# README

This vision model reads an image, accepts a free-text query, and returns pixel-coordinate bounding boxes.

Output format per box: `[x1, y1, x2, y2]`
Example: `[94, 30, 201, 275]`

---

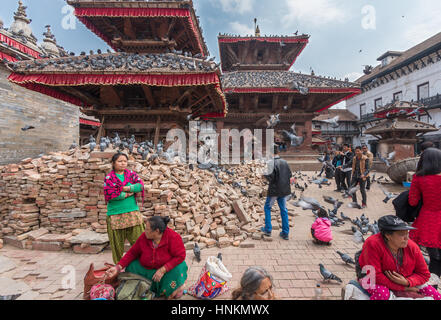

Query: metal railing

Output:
[420, 94, 441, 109]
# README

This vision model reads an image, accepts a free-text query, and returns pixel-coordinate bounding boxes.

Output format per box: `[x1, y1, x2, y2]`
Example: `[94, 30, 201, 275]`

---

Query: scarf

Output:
[103, 169, 145, 207]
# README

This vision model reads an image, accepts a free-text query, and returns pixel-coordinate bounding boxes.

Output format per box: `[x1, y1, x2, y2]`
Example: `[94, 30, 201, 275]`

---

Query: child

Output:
[311, 209, 333, 245]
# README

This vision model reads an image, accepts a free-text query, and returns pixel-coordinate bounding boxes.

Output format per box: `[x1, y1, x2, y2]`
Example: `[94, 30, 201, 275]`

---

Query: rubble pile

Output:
[0, 146, 288, 252]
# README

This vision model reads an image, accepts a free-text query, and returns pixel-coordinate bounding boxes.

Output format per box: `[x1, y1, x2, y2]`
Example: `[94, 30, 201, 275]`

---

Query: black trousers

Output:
[335, 169, 343, 190]
[427, 247, 441, 277]
[366, 176, 371, 190]
[341, 170, 352, 190]
[351, 177, 367, 205]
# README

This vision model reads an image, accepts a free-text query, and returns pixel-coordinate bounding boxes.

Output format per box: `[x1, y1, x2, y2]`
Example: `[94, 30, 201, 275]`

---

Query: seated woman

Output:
[232, 267, 277, 300]
[106, 216, 188, 300]
[311, 209, 332, 245]
[358, 215, 441, 300]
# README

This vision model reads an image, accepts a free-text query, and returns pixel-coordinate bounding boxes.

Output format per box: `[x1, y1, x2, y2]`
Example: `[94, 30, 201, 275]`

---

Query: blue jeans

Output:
[264, 196, 289, 235]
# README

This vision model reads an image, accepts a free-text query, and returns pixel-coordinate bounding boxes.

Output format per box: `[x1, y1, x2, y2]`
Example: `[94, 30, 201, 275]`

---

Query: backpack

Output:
[115, 272, 155, 300]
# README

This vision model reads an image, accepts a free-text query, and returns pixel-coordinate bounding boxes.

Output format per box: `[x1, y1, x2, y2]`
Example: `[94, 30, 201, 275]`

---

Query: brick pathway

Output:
[0, 173, 407, 300]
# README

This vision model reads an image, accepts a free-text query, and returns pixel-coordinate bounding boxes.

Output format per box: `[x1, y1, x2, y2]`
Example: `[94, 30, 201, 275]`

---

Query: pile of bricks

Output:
[0, 145, 281, 252]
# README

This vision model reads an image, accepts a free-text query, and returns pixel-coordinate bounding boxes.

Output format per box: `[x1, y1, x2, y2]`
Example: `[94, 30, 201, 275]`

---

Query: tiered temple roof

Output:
[218, 33, 310, 72]
[67, 0, 209, 56]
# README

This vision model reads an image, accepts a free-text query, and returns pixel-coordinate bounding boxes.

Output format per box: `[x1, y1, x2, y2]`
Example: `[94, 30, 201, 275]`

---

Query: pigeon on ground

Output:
[348, 202, 362, 209]
[368, 221, 380, 235]
[340, 212, 351, 221]
[352, 229, 365, 244]
[21, 125, 35, 131]
[0, 294, 21, 300]
[336, 251, 356, 265]
[193, 243, 201, 262]
[319, 264, 342, 283]
[217, 252, 222, 261]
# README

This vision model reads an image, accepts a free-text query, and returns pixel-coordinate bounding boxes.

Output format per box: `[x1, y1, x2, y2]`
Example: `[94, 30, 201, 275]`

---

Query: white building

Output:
[346, 32, 441, 155]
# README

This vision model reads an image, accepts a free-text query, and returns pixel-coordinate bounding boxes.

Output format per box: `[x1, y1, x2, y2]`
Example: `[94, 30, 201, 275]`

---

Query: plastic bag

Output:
[90, 282, 116, 300]
[187, 256, 232, 300]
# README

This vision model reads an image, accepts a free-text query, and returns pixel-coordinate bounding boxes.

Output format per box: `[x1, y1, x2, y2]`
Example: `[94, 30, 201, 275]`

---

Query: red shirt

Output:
[118, 227, 186, 272]
[408, 174, 441, 248]
[359, 233, 430, 291]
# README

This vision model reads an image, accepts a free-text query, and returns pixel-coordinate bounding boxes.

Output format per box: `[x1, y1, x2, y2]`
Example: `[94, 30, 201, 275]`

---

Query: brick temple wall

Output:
[0, 66, 79, 165]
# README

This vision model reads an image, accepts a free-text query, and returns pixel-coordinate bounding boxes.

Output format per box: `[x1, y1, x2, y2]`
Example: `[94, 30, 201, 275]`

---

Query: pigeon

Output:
[340, 212, 351, 221]
[387, 151, 396, 161]
[379, 185, 398, 203]
[343, 185, 359, 198]
[69, 141, 78, 150]
[292, 199, 315, 211]
[321, 116, 340, 129]
[0, 294, 21, 300]
[378, 154, 391, 167]
[319, 264, 342, 283]
[353, 229, 365, 244]
[336, 251, 356, 265]
[266, 114, 280, 129]
[21, 125, 35, 131]
[282, 130, 304, 147]
[348, 202, 362, 209]
[368, 221, 380, 235]
[193, 243, 201, 262]
[89, 135, 96, 152]
[217, 252, 222, 261]
[99, 137, 107, 152]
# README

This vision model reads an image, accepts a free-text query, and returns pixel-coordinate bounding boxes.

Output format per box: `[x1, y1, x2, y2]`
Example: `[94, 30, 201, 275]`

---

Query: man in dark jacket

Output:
[262, 146, 292, 240]
[338, 144, 354, 191]
[332, 148, 345, 192]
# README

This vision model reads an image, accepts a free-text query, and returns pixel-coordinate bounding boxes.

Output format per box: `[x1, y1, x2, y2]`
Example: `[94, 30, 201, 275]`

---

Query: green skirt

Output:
[126, 259, 188, 298]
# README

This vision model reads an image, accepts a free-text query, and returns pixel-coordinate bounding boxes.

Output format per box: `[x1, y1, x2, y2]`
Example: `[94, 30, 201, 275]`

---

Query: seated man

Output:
[357, 215, 441, 300]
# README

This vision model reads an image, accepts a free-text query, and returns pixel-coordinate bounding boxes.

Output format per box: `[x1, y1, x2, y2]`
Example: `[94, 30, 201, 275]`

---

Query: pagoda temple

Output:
[217, 23, 361, 154]
[365, 100, 438, 161]
[6, 0, 227, 146]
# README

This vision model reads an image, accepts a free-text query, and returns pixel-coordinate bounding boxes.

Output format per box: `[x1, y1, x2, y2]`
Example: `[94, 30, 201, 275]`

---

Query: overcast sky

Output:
[1, 0, 440, 108]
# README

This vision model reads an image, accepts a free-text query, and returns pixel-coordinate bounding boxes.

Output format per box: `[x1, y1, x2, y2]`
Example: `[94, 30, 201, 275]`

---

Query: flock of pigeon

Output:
[285, 170, 404, 284]
[8, 51, 218, 73]
[221, 71, 358, 90]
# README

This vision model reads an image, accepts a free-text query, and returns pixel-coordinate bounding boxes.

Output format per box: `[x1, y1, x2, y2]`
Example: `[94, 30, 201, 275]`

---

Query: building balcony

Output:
[420, 94, 441, 110]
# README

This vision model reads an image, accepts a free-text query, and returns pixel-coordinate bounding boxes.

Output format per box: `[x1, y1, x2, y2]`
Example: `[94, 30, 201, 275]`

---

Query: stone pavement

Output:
[0, 173, 409, 300]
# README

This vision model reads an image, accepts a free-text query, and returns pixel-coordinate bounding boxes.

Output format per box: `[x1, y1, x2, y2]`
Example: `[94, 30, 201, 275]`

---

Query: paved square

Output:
[0, 173, 410, 300]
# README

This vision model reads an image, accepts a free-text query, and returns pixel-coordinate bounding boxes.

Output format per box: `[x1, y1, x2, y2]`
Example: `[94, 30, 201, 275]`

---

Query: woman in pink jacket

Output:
[311, 209, 333, 245]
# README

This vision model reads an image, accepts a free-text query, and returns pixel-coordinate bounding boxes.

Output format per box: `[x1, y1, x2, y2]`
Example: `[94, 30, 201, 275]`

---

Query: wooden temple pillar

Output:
[154, 116, 161, 146]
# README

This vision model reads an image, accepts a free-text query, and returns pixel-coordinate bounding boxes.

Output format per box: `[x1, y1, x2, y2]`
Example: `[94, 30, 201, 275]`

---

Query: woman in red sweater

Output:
[106, 216, 188, 299]
[409, 148, 441, 284]
[358, 215, 440, 300]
